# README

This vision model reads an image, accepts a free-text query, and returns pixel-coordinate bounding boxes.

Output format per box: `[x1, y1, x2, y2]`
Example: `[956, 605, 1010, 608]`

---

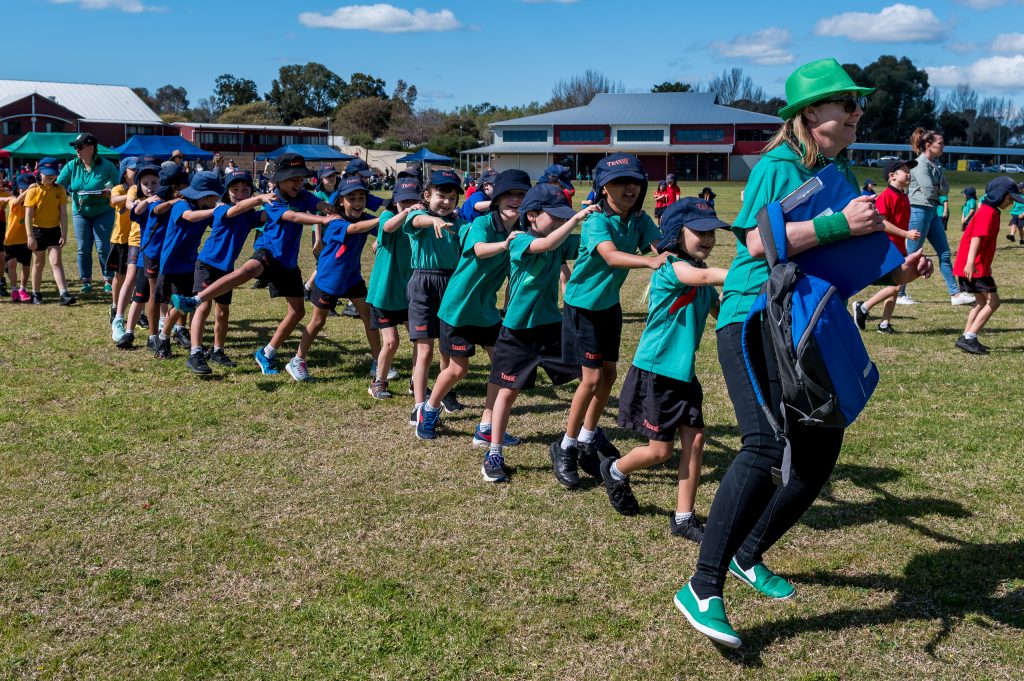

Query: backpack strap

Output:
[754, 201, 788, 267]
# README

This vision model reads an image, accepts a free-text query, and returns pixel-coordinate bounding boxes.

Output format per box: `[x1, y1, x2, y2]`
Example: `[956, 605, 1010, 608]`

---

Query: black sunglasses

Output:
[817, 95, 867, 113]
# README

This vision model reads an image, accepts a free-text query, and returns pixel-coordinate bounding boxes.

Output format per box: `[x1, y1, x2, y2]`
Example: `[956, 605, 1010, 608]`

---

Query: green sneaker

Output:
[673, 581, 742, 648]
[728, 557, 795, 600]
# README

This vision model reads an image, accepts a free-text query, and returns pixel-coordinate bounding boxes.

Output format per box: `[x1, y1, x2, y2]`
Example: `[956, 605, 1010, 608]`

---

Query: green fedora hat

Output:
[778, 58, 874, 120]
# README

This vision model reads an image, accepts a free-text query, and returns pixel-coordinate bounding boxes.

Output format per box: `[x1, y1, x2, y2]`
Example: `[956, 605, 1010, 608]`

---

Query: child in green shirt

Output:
[961, 186, 978, 232]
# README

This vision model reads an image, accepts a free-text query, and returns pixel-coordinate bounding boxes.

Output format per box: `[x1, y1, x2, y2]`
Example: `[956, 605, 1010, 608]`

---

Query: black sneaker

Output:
[172, 327, 191, 349]
[876, 323, 896, 334]
[851, 301, 867, 330]
[599, 457, 639, 516]
[58, 291, 76, 306]
[206, 349, 236, 367]
[186, 351, 212, 376]
[303, 286, 312, 302]
[146, 336, 160, 355]
[548, 441, 581, 490]
[577, 440, 602, 479]
[139, 312, 149, 329]
[441, 390, 465, 413]
[31, 292, 43, 305]
[1007, 233, 1016, 242]
[669, 513, 705, 544]
[116, 331, 135, 350]
[0, 280, 7, 297]
[594, 427, 621, 460]
[156, 337, 172, 359]
[955, 335, 989, 355]
[342, 301, 360, 318]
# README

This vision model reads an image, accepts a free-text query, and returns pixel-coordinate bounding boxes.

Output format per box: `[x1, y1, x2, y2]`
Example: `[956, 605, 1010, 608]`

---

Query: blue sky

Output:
[17, 0, 1024, 111]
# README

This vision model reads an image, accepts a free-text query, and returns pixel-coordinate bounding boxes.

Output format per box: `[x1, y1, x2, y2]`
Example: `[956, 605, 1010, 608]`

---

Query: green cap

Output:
[778, 58, 874, 121]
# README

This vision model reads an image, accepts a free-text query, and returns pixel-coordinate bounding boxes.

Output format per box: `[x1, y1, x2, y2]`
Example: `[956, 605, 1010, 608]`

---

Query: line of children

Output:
[24, 157, 75, 306]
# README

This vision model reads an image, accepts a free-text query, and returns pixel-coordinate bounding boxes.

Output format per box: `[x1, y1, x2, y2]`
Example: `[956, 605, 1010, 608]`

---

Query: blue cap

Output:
[335, 175, 370, 197]
[984, 176, 1024, 204]
[429, 169, 462, 189]
[119, 156, 138, 180]
[655, 197, 730, 252]
[343, 158, 373, 178]
[392, 176, 422, 203]
[181, 171, 225, 201]
[38, 157, 59, 176]
[222, 170, 254, 202]
[318, 165, 339, 179]
[541, 163, 573, 190]
[477, 169, 498, 187]
[489, 169, 532, 209]
[519, 183, 576, 226]
[16, 173, 34, 190]
[157, 163, 190, 200]
[593, 153, 647, 190]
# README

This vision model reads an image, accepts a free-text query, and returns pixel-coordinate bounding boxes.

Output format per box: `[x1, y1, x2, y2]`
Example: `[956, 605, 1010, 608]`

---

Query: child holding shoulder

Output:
[24, 157, 74, 305]
[601, 198, 728, 542]
[482, 185, 596, 482]
[550, 153, 669, 490]
[106, 157, 137, 323]
[952, 177, 1022, 355]
[851, 159, 921, 334]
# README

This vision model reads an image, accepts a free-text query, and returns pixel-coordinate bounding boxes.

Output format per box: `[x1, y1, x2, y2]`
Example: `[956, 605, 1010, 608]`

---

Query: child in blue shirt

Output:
[171, 153, 338, 375]
[185, 171, 269, 375]
[116, 161, 164, 349]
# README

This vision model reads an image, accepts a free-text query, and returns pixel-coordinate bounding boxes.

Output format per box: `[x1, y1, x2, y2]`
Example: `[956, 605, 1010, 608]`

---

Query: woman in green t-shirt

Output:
[674, 58, 934, 649]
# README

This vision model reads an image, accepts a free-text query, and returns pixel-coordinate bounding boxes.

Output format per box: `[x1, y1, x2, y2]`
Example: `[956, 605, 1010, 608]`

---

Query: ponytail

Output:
[910, 127, 940, 155]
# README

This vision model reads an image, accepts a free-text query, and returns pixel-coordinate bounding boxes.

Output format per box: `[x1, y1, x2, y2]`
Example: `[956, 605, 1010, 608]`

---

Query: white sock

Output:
[964, 331, 977, 340]
[489, 443, 502, 457]
[578, 427, 596, 443]
[878, 320, 890, 329]
[423, 401, 440, 413]
[675, 510, 694, 523]
[213, 346, 224, 353]
[114, 315, 124, 323]
[263, 344, 276, 358]
[158, 332, 168, 341]
[609, 461, 626, 481]
[560, 434, 577, 450]
[158, 317, 165, 329]
[190, 346, 203, 355]
[479, 422, 492, 433]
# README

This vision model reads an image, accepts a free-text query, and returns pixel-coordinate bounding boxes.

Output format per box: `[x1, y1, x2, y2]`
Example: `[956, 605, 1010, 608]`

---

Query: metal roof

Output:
[463, 143, 735, 155]
[491, 93, 782, 128]
[0, 79, 161, 123]
[173, 122, 328, 133]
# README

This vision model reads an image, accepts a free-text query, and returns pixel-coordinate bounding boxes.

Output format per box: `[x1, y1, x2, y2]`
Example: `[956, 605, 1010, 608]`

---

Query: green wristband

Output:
[812, 212, 851, 245]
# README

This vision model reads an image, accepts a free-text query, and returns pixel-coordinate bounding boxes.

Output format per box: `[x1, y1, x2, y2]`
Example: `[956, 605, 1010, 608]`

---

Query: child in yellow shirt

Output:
[107, 157, 138, 321]
[24, 157, 74, 305]
[1, 175, 34, 301]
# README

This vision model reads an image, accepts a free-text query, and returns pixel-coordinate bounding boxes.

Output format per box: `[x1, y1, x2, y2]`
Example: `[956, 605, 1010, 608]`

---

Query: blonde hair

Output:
[910, 127, 941, 155]
[763, 114, 821, 168]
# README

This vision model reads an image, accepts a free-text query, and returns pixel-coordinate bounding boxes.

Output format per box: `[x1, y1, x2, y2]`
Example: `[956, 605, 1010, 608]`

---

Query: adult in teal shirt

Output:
[56, 133, 121, 293]
[675, 58, 934, 649]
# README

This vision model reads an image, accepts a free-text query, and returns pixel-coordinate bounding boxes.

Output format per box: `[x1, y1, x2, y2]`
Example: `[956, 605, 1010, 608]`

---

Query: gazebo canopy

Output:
[112, 135, 212, 160]
[2, 132, 118, 160]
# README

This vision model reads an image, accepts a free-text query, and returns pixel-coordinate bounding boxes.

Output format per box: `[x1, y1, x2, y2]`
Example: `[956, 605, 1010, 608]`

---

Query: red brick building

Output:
[173, 122, 329, 156]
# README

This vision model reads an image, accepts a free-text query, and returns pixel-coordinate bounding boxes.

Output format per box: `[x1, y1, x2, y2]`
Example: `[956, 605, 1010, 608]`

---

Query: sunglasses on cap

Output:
[816, 95, 867, 113]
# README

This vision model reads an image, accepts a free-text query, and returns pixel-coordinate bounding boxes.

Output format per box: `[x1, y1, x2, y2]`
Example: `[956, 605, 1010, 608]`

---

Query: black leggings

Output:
[691, 322, 844, 598]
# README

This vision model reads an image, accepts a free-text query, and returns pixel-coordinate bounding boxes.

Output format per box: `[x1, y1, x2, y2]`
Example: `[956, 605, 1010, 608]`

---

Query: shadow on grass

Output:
[901, 326, 1020, 336]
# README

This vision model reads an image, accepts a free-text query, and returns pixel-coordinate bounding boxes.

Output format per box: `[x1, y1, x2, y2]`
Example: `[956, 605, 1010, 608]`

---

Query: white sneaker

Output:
[286, 356, 311, 382]
[895, 295, 917, 305]
[951, 292, 976, 306]
[369, 360, 400, 381]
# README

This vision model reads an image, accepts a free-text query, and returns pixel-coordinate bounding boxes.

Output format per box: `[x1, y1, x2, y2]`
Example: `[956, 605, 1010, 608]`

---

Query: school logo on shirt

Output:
[642, 419, 661, 433]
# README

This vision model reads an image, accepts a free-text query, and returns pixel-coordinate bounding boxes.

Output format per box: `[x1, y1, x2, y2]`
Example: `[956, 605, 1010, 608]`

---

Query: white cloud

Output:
[926, 55, 1024, 91]
[710, 27, 794, 65]
[814, 4, 945, 42]
[50, 0, 164, 12]
[955, 0, 1023, 8]
[298, 4, 461, 33]
[993, 33, 1024, 54]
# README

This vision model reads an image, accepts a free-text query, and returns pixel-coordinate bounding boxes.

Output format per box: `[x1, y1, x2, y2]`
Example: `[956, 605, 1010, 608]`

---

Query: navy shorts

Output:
[194, 261, 233, 305]
[440, 321, 501, 358]
[561, 302, 623, 368]
[31, 227, 61, 251]
[406, 269, 451, 341]
[617, 365, 704, 442]
[4, 243, 31, 266]
[370, 305, 409, 330]
[106, 243, 130, 275]
[958, 276, 997, 293]
[489, 323, 580, 390]
[158, 271, 194, 302]
[311, 279, 367, 311]
[142, 254, 160, 279]
[251, 249, 304, 299]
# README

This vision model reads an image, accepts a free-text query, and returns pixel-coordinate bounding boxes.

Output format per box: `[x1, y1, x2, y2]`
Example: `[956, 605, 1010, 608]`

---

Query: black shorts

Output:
[489, 323, 581, 390]
[32, 227, 61, 251]
[142, 254, 160, 278]
[617, 365, 704, 441]
[1010, 215, 1024, 228]
[106, 242, 130, 275]
[310, 280, 366, 311]
[158, 271, 195, 302]
[958, 276, 997, 293]
[441, 321, 501, 357]
[127, 245, 141, 266]
[370, 305, 409, 330]
[561, 302, 623, 368]
[654, 206, 666, 219]
[133, 266, 151, 304]
[406, 269, 452, 341]
[251, 249, 304, 299]
[194, 261, 233, 305]
[4, 243, 31, 266]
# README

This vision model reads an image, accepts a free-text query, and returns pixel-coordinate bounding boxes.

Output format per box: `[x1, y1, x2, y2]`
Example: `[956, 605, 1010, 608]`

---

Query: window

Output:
[44, 121, 64, 133]
[126, 125, 156, 136]
[558, 128, 606, 143]
[737, 128, 776, 142]
[504, 129, 547, 143]
[674, 128, 725, 143]
[2, 120, 22, 136]
[617, 129, 664, 142]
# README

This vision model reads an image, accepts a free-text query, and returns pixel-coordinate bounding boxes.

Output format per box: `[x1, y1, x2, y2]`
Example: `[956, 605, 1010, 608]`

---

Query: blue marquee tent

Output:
[396, 148, 453, 164]
[255, 144, 355, 162]
[111, 135, 212, 160]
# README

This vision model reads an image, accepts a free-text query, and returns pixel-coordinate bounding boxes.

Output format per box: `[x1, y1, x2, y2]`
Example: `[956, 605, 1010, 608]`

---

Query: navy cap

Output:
[335, 175, 370, 197]
[593, 153, 647, 190]
[222, 170, 254, 202]
[38, 157, 60, 176]
[271, 153, 312, 182]
[318, 165, 339, 179]
[519, 183, 577, 225]
[69, 132, 98, 148]
[398, 162, 422, 180]
[157, 163, 189, 199]
[961, 186, 977, 198]
[541, 163, 573, 190]
[656, 197, 729, 252]
[343, 158, 373, 178]
[119, 156, 138, 180]
[429, 169, 462, 189]
[489, 169, 532, 209]
[984, 176, 1024, 204]
[392, 176, 422, 203]
[16, 173, 34, 190]
[180, 171, 224, 201]
[477, 169, 498, 187]
[883, 158, 917, 177]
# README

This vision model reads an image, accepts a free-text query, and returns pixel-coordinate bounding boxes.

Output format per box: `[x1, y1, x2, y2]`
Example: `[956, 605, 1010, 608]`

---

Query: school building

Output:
[461, 92, 783, 182]
[0, 79, 174, 149]
[173, 122, 329, 156]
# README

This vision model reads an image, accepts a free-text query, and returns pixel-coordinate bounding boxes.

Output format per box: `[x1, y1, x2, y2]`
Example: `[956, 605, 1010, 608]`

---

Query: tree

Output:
[549, 70, 623, 109]
[705, 68, 765, 105]
[186, 97, 217, 123]
[843, 56, 935, 144]
[945, 83, 978, 114]
[265, 62, 346, 124]
[345, 72, 388, 102]
[938, 111, 970, 145]
[213, 74, 259, 114]
[730, 97, 787, 116]
[651, 81, 692, 93]
[132, 87, 156, 110]
[388, 107, 447, 147]
[333, 97, 393, 141]
[426, 116, 481, 157]
[391, 79, 418, 115]
[218, 101, 283, 125]
[153, 85, 189, 115]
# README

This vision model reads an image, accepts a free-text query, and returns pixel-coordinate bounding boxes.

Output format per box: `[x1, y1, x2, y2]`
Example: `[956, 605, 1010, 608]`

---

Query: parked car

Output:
[996, 163, 1024, 174]
[966, 160, 984, 172]
[982, 165, 1001, 173]
[866, 155, 901, 168]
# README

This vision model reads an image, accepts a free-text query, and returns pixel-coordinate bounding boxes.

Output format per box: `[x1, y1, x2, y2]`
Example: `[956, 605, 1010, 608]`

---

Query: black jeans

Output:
[691, 322, 844, 598]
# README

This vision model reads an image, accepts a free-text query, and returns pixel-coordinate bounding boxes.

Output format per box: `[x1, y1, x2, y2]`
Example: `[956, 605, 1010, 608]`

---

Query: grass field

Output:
[1, 171, 1023, 680]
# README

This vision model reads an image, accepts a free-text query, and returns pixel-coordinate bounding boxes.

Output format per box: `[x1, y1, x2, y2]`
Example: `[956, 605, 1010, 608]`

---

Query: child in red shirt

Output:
[852, 159, 921, 333]
[952, 176, 1022, 355]
[653, 181, 670, 223]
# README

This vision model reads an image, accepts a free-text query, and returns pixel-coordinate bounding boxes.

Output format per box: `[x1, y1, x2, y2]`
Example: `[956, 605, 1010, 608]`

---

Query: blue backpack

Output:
[742, 200, 879, 473]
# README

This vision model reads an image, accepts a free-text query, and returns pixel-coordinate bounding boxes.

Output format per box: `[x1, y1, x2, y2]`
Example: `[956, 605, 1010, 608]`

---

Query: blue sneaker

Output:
[416, 405, 441, 440]
[674, 581, 742, 648]
[253, 348, 279, 375]
[481, 452, 508, 483]
[171, 293, 198, 314]
[472, 424, 521, 448]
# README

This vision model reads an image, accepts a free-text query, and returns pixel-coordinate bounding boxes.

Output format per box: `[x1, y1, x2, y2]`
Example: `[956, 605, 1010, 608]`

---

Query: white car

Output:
[996, 163, 1024, 174]
[866, 155, 901, 168]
